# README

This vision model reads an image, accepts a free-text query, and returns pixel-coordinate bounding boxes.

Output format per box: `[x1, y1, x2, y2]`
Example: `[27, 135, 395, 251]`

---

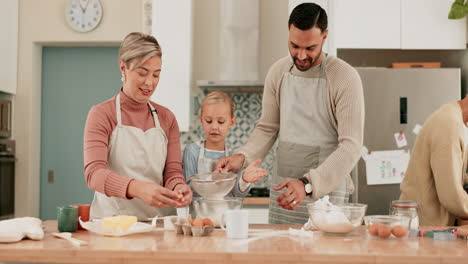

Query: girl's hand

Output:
[241, 160, 268, 183]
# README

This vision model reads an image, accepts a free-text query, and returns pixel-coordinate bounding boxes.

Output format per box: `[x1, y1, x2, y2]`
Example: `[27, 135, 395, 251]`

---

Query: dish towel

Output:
[0, 217, 44, 243]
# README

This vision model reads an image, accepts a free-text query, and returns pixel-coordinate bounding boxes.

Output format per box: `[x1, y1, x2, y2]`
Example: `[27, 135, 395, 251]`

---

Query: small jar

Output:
[389, 200, 419, 230]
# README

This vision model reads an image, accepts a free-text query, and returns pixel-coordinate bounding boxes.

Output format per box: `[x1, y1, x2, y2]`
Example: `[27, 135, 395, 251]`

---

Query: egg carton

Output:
[174, 223, 214, 237]
[171, 217, 214, 237]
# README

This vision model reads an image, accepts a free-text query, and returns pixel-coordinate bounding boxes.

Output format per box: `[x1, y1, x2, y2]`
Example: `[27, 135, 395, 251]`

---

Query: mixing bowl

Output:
[189, 172, 237, 200]
[191, 197, 243, 227]
[307, 202, 367, 234]
[364, 215, 410, 239]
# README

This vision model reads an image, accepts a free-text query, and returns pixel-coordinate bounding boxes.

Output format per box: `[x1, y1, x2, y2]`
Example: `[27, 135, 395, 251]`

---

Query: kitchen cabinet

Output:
[0, 0, 18, 94]
[335, 0, 466, 50]
[401, 0, 466, 49]
[334, 0, 401, 49]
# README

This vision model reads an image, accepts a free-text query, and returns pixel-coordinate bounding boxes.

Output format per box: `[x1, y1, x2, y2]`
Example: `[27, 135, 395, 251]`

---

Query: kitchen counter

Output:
[0, 220, 467, 264]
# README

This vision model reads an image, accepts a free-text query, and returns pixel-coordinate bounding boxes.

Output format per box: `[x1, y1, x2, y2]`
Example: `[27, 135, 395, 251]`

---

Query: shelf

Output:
[244, 197, 269, 205]
[197, 80, 263, 93]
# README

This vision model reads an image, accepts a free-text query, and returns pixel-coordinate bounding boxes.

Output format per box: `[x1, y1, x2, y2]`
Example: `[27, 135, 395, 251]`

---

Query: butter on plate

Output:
[80, 216, 152, 237]
[101, 215, 137, 231]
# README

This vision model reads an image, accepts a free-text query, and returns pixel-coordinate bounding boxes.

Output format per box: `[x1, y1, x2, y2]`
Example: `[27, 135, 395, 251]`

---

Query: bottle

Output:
[390, 200, 419, 230]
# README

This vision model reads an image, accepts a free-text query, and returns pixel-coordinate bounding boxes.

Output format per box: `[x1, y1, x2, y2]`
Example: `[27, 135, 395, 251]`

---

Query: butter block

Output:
[101, 215, 137, 231]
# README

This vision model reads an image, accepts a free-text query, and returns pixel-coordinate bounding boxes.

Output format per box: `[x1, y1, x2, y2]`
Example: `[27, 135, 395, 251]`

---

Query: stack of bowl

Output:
[189, 172, 242, 227]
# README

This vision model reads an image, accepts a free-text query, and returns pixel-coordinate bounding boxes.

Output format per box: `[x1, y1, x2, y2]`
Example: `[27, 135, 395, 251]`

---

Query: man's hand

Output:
[127, 180, 182, 208]
[215, 154, 245, 173]
[173, 183, 193, 207]
[274, 179, 306, 210]
[241, 160, 268, 183]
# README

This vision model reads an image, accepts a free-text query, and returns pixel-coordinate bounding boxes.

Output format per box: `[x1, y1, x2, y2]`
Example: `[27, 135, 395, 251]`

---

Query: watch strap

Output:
[299, 177, 313, 195]
[298, 177, 309, 185]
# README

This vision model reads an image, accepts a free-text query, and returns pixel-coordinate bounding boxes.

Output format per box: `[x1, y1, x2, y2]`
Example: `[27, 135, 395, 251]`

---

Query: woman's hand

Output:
[241, 160, 268, 183]
[173, 183, 193, 207]
[127, 180, 182, 208]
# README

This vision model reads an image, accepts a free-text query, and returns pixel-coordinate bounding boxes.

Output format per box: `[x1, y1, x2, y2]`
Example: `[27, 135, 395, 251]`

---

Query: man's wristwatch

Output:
[298, 177, 313, 195]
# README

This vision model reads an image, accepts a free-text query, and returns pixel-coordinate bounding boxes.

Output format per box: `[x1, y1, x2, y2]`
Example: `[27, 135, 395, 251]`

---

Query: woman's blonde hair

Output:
[200, 91, 235, 117]
[119, 32, 162, 69]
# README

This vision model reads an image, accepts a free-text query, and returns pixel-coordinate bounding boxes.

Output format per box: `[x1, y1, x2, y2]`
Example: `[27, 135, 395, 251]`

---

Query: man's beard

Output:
[292, 48, 323, 72]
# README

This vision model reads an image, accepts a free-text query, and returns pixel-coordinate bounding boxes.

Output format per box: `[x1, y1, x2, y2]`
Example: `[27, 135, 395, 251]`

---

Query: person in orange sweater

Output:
[400, 96, 468, 226]
[83, 32, 192, 220]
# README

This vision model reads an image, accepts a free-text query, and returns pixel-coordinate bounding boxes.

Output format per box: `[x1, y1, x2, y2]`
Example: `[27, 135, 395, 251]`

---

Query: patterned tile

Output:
[180, 89, 276, 188]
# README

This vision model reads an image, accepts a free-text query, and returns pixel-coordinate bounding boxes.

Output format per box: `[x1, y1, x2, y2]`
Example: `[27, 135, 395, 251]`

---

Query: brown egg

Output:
[202, 218, 214, 226]
[192, 218, 204, 227]
[368, 223, 381, 236]
[377, 224, 392, 239]
[391, 225, 408, 238]
[458, 227, 468, 237]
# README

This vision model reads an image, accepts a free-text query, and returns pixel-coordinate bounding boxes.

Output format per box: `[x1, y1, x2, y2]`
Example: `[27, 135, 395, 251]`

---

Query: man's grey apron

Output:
[269, 57, 350, 224]
[90, 94, 175, 220]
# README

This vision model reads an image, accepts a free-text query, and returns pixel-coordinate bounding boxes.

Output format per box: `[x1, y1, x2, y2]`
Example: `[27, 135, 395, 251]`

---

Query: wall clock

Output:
[65, 0, 103, 33]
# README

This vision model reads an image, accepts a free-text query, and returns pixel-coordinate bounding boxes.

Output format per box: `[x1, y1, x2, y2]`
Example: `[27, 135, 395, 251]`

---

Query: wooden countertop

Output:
[0, 220, 467, 264]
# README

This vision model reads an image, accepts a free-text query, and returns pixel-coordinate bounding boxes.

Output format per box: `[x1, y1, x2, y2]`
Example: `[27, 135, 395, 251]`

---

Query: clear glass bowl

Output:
[307, 203, 367, 234]
[189, 172, 237, 200]
[364, 215, 410, 239]
[191, 197, 243, 227]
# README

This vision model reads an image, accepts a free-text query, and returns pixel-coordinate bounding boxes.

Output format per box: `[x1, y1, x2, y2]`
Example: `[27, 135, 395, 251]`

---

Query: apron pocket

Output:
[276, 141, 319, 179]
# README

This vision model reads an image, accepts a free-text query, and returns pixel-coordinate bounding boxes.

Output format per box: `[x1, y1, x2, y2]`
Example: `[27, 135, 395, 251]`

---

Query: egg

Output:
[368, 223, 381, 236]
[202, 218, 214, 226]
[391, 225, 408, 238]
[192, 218, 204, 227]
[377, 224, 392, 239]
[458, 228, 468, 237]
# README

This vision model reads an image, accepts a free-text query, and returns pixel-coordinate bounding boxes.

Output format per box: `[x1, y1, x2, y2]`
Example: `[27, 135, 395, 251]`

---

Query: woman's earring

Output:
[121, 73, 126, 83]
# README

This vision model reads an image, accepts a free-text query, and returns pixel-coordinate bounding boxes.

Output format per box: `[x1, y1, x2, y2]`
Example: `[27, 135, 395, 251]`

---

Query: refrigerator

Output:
[353, 67, 461, 215]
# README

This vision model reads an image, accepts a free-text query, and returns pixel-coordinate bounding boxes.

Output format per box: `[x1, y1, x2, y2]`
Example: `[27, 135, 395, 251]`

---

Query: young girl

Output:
[183, 91, 267, 197]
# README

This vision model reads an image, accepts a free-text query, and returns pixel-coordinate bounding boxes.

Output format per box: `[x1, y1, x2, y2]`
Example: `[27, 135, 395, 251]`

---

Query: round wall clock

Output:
[65, 0, 103, 33]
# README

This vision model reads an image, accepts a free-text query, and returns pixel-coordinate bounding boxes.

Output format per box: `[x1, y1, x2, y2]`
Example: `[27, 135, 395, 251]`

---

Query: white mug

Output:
[221, 209, 249, 239]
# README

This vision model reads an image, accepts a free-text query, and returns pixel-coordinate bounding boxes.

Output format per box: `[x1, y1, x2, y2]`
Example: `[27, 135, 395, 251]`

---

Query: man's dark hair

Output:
[288, 3, 328, 32]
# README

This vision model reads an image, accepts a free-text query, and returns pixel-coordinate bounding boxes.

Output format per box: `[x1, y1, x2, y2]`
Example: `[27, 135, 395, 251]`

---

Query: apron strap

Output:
[148, 102, 162, 129]
[115, 94, 123, 127]
[197, 140, 205, 163]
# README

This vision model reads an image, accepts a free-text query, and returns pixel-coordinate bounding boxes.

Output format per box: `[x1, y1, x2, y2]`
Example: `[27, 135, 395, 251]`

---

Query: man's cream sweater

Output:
[400, 101, 468, 226]
[235, 56, 364, 199]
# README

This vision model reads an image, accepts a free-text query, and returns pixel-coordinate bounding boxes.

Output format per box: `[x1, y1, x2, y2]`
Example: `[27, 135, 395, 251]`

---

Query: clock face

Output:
[65, 0, 103, 33]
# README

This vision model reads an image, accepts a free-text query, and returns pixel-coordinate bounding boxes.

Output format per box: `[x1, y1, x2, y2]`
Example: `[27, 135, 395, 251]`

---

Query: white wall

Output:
[15, 0, 145, 217]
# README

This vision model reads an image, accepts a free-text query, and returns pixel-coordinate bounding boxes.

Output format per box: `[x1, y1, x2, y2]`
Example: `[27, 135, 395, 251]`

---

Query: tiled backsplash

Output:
[180, 89, 276, 188]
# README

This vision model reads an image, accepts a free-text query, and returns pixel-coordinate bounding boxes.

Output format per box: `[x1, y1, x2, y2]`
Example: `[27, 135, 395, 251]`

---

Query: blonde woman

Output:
[182, 91, 267, 197]
[84, 32, 192, 220]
